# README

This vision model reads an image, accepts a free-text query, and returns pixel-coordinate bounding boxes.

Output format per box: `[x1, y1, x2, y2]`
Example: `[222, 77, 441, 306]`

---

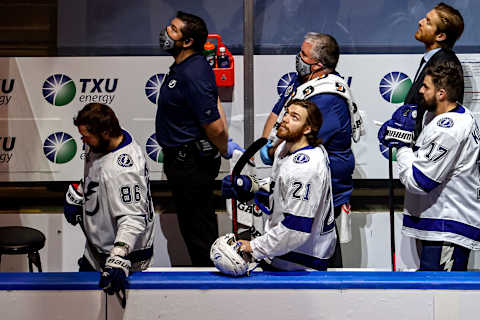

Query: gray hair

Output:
[304, 33, 339, 71]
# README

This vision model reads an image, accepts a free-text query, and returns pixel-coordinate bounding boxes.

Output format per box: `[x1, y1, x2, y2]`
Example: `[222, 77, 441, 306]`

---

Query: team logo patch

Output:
[168, 79, 176, 88]
[293, 153, 310, 164]
[117, 154, 133, 167]
[437, 117, 454, 128]
[303, 86, 314, 97]
[336, 82, 346, 93]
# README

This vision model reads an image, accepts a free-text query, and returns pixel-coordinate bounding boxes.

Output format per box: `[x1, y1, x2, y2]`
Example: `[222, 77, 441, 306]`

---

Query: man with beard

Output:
[378, 62, 480, 271]
[64, 103, 166, 297]
[260, 33, 363, 268]
[403, 2, 464, 140]
[222, 99, 336, 271]
[156, 11, 242, 266]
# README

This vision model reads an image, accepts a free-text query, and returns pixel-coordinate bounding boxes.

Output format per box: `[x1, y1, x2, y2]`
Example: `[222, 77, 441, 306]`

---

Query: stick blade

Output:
[232, 138, 268, 176]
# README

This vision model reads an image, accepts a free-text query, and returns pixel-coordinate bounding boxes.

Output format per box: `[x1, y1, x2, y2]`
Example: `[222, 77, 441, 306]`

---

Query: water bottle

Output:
[217, 46, 230, 68]
[203, 41, 216, 68]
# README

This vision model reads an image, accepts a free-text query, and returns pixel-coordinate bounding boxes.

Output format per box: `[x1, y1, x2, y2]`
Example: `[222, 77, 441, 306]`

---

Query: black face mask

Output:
[159, 28, 183, 57]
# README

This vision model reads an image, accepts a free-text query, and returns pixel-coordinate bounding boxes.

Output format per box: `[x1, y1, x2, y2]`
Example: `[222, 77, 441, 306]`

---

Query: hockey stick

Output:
[77, 217, 127, 308]
[388, 147, 396, 271]
[231, 137, 268, 235]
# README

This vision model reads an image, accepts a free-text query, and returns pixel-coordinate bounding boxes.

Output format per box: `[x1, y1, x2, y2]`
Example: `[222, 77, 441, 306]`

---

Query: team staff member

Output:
[404, 2, 464, 140]
[65, 103, 161, 296]
[261, 33, 362, 268]
[379, 62, 480, 271]
[222, 99, 336, 271]
[156, 11, 242, 266]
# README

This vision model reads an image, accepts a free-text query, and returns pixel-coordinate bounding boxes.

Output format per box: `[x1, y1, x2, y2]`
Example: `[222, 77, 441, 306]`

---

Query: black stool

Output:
[0, 226, 46, 272]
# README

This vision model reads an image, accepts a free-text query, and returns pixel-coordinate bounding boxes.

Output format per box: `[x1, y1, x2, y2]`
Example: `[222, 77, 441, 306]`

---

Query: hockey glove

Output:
[223, 139, 245, 159]
[221, 174, 259, 201]
[99, 255, 131, 295]
[64, 182, 84, 226]
[254, 190, 271, 215]
[260, 141, 274, 166]
[378, 104, 417, 148]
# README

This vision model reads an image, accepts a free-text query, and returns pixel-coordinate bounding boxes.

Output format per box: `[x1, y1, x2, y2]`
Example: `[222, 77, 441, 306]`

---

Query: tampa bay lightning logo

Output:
[293, 153, 310, 164]
[117, 153, 133, 167]
[84, 180, 100, 216]
[145, 74, 165, 104]
[277, 72, 297, 97]
[437, 117, 454, 128]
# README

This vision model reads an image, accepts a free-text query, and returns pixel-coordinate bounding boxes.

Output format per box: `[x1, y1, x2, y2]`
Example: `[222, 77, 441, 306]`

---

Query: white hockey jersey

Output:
[250, 142, 336, 270]
[82, 130, 156, 270]
[397, 105, 480, 250]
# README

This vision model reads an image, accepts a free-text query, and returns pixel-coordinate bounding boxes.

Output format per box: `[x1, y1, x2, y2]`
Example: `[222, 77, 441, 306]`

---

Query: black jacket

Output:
[404, 48, 463, 139]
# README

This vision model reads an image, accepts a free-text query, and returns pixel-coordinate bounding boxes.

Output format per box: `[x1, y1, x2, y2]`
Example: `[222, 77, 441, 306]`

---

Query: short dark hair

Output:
[177, 11, 208, 52]
[286, 99, 323, 147]
[304, 33, 339, 71]
[434, 2, 464, 49]
[73, 103, 122, 138]
[424, 61, 464, 103]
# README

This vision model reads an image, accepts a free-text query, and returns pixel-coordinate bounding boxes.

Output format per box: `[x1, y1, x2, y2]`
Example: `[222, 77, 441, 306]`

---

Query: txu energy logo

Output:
[0, 79, 14, 106]
[145, 74, 165, 104]
[379, 72, 412, 104]
[78, 78, 118, 105]
[145, 134, 163, 163]
[43, 132, 77, 164]
[0, 137, 15, 164]
[277, 72, 297, 96]
[42, 74, 76, 106]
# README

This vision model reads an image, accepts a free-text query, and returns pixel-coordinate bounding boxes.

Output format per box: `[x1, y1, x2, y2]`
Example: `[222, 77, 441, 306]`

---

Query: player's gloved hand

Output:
[254, 190, 271, 215]
[222, 139, 245, 159]
[378, 104, 417, 149]
[260, 141, 274, 166]
[221, 174, 259, 201]
[64, 182, 84, 226]
[99, 255, 131, 295]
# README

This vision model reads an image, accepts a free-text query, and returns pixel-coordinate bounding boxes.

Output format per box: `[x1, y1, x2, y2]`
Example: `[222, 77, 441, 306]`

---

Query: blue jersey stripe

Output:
[412, 165, 440, 192]
[403, 215, 480, 242]
[277, 251, 329, 271]
[281, 213, 314, 233]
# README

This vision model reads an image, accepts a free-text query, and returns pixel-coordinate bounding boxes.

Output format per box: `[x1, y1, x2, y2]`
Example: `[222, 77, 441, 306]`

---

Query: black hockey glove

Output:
[99, 255, 131, 296]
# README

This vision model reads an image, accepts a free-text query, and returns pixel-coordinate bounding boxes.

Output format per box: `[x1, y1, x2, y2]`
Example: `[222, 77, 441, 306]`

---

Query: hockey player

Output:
[260, 33, 363, 267]
[222, 99, 336, 271]
[378, 61, 480, 271]
[64, 103, 159, 295]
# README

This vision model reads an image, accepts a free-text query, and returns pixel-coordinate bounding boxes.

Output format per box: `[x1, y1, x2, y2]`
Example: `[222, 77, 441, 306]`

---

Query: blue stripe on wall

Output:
[3, 271, 480, 290]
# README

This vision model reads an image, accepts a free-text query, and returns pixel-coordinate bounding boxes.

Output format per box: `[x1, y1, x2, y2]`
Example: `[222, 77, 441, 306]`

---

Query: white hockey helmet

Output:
[210, 233, 249, 277]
